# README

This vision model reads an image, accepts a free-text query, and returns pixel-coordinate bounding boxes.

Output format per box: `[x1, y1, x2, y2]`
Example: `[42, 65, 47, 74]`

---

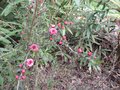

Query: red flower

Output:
[59, 41, 63, 45]
[21, 69, 26, 74]
[57, 23, 61, 28]
[64, 21, 69, 25]
[62, 35, 66, 40]
[49, 37, 53, 41]
[26, 58, 34, 67]
[49, 28, 58, 35]
[88, 52, 92, 56]
[94, 56, 96, 59]
[61, 26, 65, 29]
[39, 0, 43, 4]
[78, 48, 83, 53]
[29, 44, 39, 52]
[15, 75, 19, 80]
[19, 64, 23, 68]
[21, 75, 26, 80]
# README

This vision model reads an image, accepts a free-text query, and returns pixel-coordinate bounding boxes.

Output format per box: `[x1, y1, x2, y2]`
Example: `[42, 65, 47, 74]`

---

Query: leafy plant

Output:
[0, 0, 118, 89]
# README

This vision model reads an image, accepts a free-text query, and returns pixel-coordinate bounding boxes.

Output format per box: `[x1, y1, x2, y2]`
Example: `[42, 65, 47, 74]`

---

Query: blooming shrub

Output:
[0, 0, 118, 89]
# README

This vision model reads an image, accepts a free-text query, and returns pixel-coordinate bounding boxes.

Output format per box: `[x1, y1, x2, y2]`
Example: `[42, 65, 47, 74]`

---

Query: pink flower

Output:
[62, 35, 66, 40]
[57, 23, 61, 28]
[15, 75, 19, 80]
[49, 37, 53, 41]
[61, 26, 65, 29]
[26, 58, 34, 67]
[19, 64, 23, 68]
[21, 69, 26, 74]
[49, 28, 57, 35]
[39, 0, 43, 4]
[88, 52, 92, 56]
[64, 21, 69, 25]
[21, 75, 26, 80]
[59, 41, 63, 45]
[78, 48, 83, 53]
[29, 44, 39, 52]
[94, 56, 96, 59]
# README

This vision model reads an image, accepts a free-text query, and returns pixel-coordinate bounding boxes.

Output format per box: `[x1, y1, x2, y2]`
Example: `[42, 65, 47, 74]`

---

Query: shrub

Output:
[0, 0, 119, 89]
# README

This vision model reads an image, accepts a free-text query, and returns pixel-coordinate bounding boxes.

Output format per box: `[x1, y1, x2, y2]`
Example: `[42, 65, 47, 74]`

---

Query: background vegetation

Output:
[0, 0, 120, 90]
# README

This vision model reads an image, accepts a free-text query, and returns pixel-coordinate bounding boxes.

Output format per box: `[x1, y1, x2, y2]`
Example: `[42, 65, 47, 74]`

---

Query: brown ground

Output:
[24, 60, 120, 90]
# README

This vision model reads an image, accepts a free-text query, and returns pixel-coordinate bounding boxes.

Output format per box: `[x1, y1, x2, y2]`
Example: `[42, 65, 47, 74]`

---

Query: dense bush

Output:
[0, 0, 119, 89]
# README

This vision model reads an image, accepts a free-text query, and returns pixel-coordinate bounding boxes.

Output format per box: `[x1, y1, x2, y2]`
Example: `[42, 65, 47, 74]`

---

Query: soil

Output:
[24, 61, 120, 90]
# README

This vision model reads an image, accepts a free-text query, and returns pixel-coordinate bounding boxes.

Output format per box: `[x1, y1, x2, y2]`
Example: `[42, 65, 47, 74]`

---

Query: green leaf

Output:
[0, 76, 4, 85]
[92, 35, 100, 45]
[96, 66, 101, 71]
[0, 36, 11, 44]
[55, 51, 62, 55]
[13, 0, 25, 5]
[1, 0, 25, 16]
[0, 48, 9, 52]
[6, 22, 22, 27]
[87, 29, 90, 39]
[59, 8, 66, 14]
[66, 27, 73, 35]
[75, 31, 80, 37]
[88, 41, 93, 51]
[61, 29, 66, 36]
[110, 0, 120, 8]
[1, 3, 13, 16]
[74, 0, 80, 7]
[0, 27, 10, 34]
[88, 63, 92, 73]
[7, 29, 22, 37]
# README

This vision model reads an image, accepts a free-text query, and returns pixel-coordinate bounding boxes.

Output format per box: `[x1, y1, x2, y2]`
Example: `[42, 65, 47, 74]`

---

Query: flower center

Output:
[32, 46, 36, 49]
[52, 30, 55, 32]
[28, 60, 33, 64]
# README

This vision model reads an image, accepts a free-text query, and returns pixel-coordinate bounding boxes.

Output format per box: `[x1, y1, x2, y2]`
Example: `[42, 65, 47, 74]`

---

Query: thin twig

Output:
[16, 51, 30, 90]
[29, 0, 39, 41]
[16, 80, 20, 90]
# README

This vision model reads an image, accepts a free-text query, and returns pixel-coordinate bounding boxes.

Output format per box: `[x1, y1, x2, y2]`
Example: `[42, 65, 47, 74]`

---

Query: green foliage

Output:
[0, 0, 118, 89]
[1, 0, 26, 16]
